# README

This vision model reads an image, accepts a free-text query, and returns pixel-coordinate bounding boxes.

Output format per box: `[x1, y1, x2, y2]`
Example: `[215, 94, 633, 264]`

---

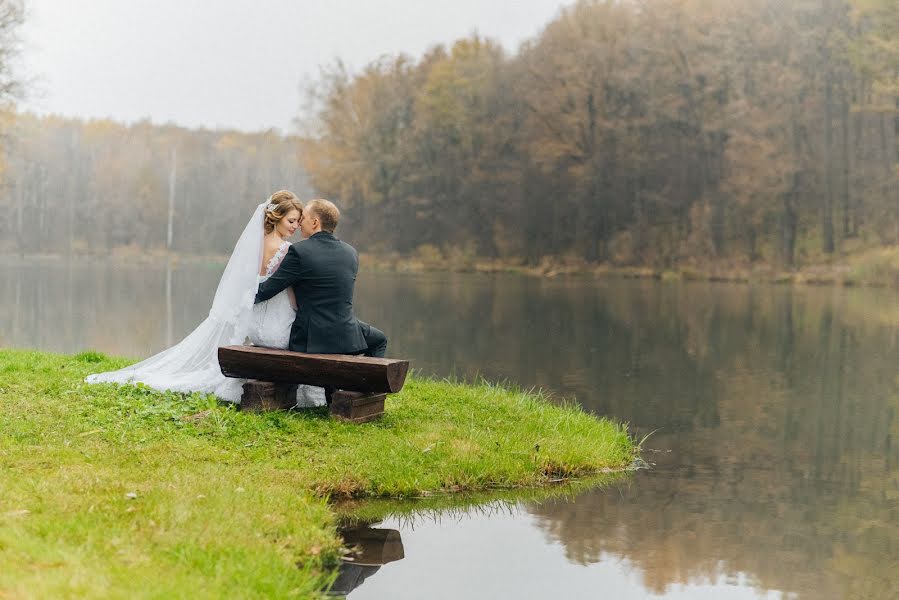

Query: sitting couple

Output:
[87, 191, 387, 406]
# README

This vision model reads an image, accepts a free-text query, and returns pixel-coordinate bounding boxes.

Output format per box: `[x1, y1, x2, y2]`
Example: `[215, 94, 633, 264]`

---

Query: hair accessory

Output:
[264, 195, 276, 212]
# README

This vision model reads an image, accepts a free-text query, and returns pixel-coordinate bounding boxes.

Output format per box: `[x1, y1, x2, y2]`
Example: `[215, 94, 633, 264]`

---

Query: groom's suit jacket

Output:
[254, 231, 368, 354]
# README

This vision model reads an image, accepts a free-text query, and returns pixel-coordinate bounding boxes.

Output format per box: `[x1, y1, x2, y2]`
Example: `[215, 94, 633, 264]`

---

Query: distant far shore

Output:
[360, 245, 899, 289]
[6, 244, 898, 289]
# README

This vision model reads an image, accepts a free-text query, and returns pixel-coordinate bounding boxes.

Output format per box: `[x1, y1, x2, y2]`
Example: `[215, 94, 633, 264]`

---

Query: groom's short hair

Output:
[306, 199, 340, 232]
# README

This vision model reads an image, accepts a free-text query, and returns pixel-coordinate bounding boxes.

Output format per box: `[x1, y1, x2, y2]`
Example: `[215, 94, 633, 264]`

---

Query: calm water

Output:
[2, 258, 898, 599]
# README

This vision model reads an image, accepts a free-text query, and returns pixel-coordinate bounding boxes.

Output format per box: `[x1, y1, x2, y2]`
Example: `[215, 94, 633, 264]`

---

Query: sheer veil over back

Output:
[85, 202, 268, 401]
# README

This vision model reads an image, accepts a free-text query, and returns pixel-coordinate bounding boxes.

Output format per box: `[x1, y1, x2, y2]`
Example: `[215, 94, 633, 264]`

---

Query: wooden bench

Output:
[217, 345, 410, 423]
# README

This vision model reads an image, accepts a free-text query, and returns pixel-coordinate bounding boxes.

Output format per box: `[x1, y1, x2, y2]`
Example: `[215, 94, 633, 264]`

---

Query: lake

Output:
[2, 258, 898, 599]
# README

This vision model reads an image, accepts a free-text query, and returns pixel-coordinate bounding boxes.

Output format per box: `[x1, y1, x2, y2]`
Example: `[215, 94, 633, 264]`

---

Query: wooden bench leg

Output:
[329, 391, 386, 424]
[240, 380, 298, 412]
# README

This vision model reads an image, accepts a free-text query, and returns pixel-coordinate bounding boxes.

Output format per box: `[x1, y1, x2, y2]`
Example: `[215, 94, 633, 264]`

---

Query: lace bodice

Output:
[264, 241, 291, 276]
[250, 240, 294, 349]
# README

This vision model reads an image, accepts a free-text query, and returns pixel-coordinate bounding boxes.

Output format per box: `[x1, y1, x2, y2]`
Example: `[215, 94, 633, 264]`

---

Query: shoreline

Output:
[6, 245, 898, 289]
[0, 349, 635, 597]
[357, 245, 899, 289]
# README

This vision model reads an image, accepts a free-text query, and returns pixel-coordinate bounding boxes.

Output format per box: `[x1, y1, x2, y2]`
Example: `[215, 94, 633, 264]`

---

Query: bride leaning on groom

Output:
[86, 191, 388, 407]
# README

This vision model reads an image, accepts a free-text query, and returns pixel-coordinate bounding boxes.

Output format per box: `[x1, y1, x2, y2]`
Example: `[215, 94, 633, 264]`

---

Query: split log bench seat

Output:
[217, 345, 410, 423]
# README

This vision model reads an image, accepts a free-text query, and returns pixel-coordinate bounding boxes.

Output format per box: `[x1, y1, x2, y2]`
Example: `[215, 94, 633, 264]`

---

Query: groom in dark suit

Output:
[254, 199, 387, 358]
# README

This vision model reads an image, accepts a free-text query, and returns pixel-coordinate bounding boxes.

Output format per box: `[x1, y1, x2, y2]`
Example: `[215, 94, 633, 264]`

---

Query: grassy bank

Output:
[0, 349, 634, 598]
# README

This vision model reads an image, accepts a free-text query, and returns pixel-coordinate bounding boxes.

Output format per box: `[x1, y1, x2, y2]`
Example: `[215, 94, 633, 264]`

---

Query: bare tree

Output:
[0, 0, 22, 107]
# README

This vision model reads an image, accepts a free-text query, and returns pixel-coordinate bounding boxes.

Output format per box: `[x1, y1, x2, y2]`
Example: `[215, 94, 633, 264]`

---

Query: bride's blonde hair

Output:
[263, 190, 302, 234]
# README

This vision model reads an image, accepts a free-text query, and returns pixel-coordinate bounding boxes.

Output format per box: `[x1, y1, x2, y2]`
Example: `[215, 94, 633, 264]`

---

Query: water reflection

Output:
[338, 498, 793, 600]
[2, 260, 898, 598]
[519, 282, 899, 599]
[330, 524, 405, 597]
[0, 257, 223, 357]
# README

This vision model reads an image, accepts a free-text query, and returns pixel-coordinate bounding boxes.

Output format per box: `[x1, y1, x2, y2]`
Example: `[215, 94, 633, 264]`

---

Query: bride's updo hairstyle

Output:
[263, 190, 303, 234]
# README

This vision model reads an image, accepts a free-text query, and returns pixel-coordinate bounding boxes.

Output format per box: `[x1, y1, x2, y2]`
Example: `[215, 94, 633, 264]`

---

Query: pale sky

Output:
[19, 0, 568, 133]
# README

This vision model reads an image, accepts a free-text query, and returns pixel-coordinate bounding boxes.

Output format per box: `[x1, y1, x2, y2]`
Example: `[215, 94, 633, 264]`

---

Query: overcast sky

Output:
[19, 0, 567, 133]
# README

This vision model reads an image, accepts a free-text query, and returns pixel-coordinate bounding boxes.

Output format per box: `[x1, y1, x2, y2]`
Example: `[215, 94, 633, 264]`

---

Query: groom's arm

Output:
[255, 245, 301, 303]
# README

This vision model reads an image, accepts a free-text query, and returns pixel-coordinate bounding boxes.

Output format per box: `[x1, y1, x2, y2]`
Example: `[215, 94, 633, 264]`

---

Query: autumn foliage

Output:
[0, 0, 896, 271]
[301, 0, 899, 268]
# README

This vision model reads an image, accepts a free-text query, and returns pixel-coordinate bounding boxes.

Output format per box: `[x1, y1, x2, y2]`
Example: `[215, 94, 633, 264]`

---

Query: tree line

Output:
[0, 114, 312, 255]
[0, 0, 896, 268]
[301, 0, 898, 268]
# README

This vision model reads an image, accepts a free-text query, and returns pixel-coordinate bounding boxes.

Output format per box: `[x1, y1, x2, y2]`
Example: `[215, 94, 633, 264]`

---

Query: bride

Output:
[86, 190, 325, 406]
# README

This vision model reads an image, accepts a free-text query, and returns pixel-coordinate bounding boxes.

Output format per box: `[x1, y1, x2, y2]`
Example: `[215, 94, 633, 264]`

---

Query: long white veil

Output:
[85, 202, 267, 402]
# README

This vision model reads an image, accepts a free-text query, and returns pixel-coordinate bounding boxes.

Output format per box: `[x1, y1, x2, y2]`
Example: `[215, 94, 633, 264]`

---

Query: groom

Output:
[254, 198, 388, 358]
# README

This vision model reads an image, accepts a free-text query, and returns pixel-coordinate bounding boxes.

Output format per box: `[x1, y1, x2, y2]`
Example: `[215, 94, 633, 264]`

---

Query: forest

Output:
[1, 0, 897, 272]
[0, 114, 312, 255]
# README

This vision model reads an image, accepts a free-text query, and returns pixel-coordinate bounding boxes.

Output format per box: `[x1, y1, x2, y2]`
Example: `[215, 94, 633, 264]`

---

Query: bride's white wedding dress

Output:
[86, 201, 325, 407]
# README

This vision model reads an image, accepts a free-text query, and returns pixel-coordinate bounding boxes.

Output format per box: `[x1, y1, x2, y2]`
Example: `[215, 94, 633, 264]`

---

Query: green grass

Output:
[0, 349, 635, 598]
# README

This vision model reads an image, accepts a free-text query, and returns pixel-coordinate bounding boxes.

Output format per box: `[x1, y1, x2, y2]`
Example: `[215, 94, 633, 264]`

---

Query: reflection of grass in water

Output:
[333, 472, 632, 528]
[0, 349, 634, 598]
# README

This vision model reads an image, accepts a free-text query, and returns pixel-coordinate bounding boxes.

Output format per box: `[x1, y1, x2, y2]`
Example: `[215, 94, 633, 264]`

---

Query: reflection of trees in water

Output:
[528, 474, 841, 597]
[0, 260, 223, 357]
[513, 283, 898, 599]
